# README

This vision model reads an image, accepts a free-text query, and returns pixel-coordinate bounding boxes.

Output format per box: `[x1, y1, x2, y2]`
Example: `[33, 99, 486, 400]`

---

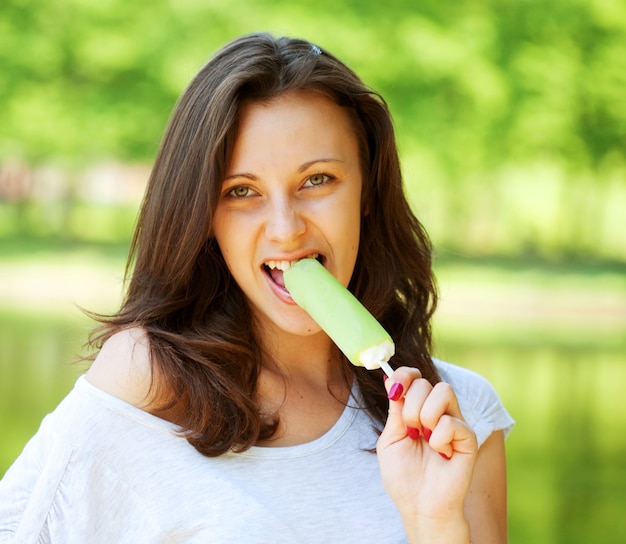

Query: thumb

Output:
[379, 384, 408, 446]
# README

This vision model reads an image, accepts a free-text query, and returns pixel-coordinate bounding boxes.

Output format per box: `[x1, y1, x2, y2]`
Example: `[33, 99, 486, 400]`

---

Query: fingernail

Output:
[387, 382, 404, 401]
[407, 427, 420, 440]
[439, 452, 451, 460]
[422, 427, 432, 441]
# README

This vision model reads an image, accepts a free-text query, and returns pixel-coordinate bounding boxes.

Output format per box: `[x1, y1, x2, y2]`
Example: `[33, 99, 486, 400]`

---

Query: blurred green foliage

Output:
[1, 0, 625, 259]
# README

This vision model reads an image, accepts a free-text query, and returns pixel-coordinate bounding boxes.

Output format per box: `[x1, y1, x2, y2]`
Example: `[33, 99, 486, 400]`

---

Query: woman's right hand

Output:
[376, 367, 478, 543]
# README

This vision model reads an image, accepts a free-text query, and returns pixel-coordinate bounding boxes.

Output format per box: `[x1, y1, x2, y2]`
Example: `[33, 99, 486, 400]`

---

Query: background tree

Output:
[1, 0, 624, 259]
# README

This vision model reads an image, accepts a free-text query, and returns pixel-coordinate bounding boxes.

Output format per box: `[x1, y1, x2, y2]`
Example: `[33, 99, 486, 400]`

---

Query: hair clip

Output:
[310, 44, 322, 55]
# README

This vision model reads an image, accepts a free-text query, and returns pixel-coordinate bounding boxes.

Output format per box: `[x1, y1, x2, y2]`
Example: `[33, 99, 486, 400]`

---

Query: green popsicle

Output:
[283, 258, 395, 377]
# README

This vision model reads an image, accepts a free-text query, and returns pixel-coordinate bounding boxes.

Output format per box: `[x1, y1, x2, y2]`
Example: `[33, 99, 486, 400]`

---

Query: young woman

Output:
[0, 33, 514, 543]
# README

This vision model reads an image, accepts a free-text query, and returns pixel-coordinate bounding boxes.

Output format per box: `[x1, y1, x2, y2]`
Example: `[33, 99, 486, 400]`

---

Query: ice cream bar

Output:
[283, 258, 395, 378]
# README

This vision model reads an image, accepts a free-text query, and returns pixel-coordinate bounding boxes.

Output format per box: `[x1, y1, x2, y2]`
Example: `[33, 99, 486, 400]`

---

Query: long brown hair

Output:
[89, 33, 439, 456]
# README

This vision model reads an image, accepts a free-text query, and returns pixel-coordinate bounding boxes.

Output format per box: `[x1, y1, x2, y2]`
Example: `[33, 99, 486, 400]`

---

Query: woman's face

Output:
[213, 89, 363, 338]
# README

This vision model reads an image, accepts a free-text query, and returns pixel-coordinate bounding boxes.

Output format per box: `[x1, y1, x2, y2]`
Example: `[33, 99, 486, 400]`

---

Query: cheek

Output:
[213, 229, 239, 277]
[213, 222, 255, 280]
[333, 200, 362, 269]
[212, 212, 240, 259]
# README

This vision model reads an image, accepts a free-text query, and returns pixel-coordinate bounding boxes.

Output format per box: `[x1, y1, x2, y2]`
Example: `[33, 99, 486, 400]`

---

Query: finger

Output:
[401, 377, 433, 430]
[428, 414, 477, 458]
[419, 382, 463, 431]
[418, 382, 476, 458]
[381, 367, 423, 444]
[383, 366, 422, 399]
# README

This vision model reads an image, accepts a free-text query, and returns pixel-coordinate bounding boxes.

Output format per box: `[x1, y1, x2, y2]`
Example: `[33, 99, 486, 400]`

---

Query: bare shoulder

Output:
[86, 327, 154, 409]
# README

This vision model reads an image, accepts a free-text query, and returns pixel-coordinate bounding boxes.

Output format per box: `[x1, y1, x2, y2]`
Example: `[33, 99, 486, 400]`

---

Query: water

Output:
[1, 310, 625, 543]
[438, 334, 626, 544]
[0, 311, 89, 470]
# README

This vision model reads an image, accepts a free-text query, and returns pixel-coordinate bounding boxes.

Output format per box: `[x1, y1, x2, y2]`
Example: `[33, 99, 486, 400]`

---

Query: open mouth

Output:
[263, 254, 323, 289]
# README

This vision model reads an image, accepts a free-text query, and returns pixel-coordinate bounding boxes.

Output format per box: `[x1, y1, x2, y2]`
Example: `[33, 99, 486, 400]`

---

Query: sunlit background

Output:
[1, 1, 625, 542]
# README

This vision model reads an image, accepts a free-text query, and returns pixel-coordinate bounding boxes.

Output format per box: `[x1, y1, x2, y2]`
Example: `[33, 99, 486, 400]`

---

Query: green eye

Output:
[307, 173, 329, 186]
[229, 186, 251, 198]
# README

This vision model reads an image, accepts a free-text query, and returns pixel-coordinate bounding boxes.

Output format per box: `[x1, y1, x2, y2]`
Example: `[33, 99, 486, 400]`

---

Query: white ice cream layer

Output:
[358, 341, 395, 370]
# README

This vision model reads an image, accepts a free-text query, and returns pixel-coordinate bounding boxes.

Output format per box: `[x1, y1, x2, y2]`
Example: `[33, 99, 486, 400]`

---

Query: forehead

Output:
[228, 90, 361, 173]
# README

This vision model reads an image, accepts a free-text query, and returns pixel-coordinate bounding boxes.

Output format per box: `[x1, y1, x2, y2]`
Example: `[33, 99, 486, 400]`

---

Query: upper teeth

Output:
[265, 254, 318, 271]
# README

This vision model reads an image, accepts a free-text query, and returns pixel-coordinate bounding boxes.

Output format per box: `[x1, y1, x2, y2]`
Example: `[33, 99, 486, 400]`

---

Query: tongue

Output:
[269, 267, 286, 289]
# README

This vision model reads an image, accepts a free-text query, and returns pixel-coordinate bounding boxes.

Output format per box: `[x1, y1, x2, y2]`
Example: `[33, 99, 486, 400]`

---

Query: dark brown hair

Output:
[89, 33, 439, 456]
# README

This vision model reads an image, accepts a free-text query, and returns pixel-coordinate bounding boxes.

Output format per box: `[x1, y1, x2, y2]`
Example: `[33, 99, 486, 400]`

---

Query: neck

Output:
[254, 332, 352, 447]
[251, 320, 352, 446]
[260, 328, 345, 384]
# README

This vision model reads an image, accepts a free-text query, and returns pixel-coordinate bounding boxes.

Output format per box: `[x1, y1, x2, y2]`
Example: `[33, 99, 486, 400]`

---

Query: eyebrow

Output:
[224, 158, 344, 181]
[297, 158, 344, 173]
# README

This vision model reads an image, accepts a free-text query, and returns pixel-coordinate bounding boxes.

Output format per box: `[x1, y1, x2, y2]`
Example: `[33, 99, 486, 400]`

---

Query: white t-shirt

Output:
[0, 359, 514, 543]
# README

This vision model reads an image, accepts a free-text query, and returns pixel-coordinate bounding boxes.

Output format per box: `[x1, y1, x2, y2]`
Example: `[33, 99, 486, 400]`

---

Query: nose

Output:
[265, 196, 306, 244]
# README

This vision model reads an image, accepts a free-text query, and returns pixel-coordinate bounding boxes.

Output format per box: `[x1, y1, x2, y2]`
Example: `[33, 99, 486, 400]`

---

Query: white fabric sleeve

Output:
[0, 428, 175, 543]
[434, 359, 515, 447]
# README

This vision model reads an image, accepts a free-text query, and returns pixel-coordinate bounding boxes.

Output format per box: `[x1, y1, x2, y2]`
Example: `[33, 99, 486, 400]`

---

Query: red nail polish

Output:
[407, 427, 420, 440]
[439, 452, 451, 460]
[388, 382, 404, 401]
[422, 427, 432, 441]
